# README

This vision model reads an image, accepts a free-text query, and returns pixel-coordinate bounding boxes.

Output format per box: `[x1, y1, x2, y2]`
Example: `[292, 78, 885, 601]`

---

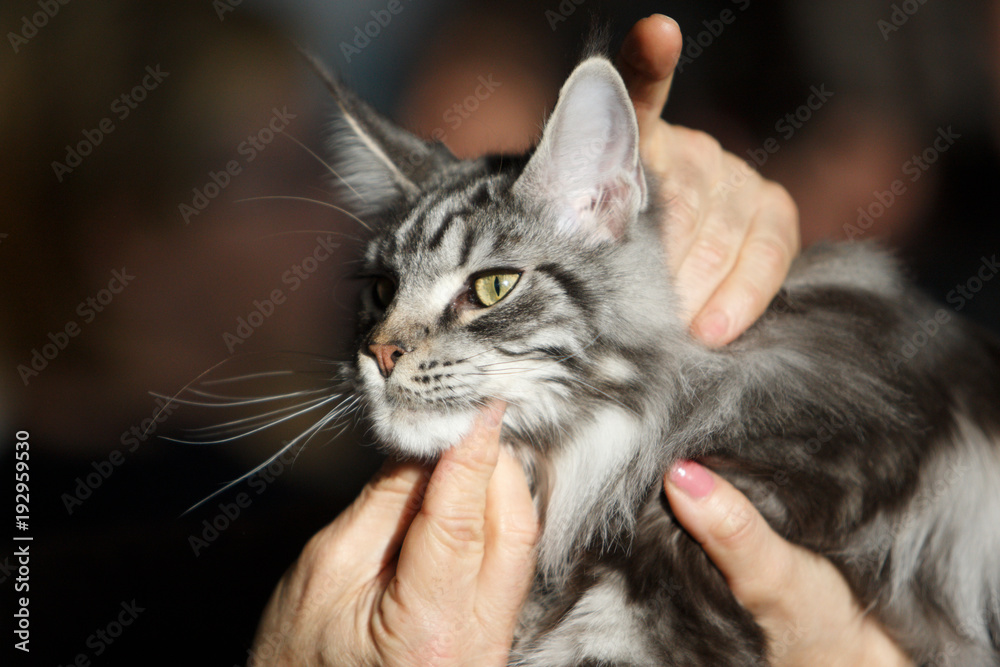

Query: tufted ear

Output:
[513, 57, 647, 243]
[304, 53, 456, 217]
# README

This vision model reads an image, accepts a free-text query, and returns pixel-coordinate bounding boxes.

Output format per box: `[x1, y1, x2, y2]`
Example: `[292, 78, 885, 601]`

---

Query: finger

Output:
[616, 14, 683, 143]
[663, 460, 798, 616]
[690, 186, 799, 346]
[313, 458, 430, 581]
[670, 198, 753, 325]
[477, 447, 538, 623]
[393, 403, 506, 603]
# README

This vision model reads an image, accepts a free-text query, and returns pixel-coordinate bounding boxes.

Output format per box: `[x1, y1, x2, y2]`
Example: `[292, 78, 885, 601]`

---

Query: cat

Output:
[308, 50, 1000, 666]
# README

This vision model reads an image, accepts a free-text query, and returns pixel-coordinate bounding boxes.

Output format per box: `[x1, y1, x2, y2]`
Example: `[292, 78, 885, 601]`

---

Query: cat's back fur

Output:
[513, 241, 1000, 665]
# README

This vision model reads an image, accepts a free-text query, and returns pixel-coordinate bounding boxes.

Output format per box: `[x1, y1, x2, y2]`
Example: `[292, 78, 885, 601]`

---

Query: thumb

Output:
[616, 14, 683, 143]
[663, 459, 798, 616]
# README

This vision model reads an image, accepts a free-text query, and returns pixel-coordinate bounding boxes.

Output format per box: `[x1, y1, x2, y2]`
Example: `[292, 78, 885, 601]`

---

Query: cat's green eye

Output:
[374, 277, 396, 308]
[473, 273, 520, 307]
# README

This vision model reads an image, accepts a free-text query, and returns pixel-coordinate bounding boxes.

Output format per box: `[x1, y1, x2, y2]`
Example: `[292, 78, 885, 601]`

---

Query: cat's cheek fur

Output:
[357, 353, 478, 456]
[372, 403, 478, 457]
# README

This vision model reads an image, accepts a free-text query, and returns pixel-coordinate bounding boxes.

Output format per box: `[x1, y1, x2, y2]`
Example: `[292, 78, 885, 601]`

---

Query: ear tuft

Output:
[514, 57, 646, 244]
[302, 51, 453, 217]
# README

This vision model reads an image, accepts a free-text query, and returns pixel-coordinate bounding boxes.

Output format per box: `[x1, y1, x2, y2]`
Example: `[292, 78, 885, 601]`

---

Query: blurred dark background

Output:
[1, 0, 998, 664]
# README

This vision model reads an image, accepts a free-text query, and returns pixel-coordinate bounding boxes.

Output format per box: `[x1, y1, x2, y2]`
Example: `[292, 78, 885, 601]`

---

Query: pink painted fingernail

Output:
[669, 460, 715, 499]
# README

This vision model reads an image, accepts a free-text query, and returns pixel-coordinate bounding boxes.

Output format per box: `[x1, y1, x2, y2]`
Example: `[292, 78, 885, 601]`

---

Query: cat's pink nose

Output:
[369, 343, 405, 378]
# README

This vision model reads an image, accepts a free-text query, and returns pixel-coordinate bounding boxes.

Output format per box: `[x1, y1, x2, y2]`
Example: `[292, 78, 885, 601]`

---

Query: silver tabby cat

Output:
[319, 53, 1000, 666]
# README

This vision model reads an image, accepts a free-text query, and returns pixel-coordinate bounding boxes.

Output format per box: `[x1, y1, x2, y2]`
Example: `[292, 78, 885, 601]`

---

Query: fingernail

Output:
[693, 309, 729, 346]
[668, 460, 715, 499]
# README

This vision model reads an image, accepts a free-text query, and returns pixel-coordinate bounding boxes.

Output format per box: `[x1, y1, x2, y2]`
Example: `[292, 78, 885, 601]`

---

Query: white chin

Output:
[370, 404, 478, 457]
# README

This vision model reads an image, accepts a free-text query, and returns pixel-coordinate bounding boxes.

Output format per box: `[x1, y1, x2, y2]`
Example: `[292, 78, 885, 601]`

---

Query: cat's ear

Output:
[304, 53, 454, 216]
[514, 57, 647, 243]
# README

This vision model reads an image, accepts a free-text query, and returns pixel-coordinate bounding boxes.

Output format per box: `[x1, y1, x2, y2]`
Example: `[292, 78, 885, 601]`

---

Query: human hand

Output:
[250, 403, 538, 667]
[664, 460, 914, 666]
[617, 15, 800, 346]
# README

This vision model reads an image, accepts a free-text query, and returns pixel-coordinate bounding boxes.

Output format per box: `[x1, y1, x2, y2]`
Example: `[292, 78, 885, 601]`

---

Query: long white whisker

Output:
[236, 196, 372, 232]
[181, 410, 334, 515]
[183, 395, 337, 435]
[163, 394, 343, 445]
[198, 369, 320, 385]
[280, 131, 367, 204]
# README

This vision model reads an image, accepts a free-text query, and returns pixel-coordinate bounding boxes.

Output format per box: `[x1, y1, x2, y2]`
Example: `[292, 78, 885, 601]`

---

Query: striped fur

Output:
[325, 55, 1000, 665]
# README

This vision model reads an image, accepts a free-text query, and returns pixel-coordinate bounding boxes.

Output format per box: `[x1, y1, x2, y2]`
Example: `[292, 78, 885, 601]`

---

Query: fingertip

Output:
[444, 402, 506, 467]
[487, 445, 538, 543]
[667, 459, 716, 499]
[484, 399, 507, 429]
[690, 230, 798, 347]
[621, 14, 682, 77]
[664, 460, 760, 553]
[691, 309, 733, 347]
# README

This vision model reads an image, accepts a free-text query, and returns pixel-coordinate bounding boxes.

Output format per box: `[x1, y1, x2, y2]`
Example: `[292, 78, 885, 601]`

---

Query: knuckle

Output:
[747, 235, 793, 277]
[687, 237, 731, 275]
[664, 188, 703, 243]
[716, 152, 760, 195]
[712, 497, 760, 548]
[425, 508, 487, 553]
[760, 183, 801, 248]
[732, 279, 766, 317]
[501, 512, 541, 551]
[299, 526, 340, 572]
[680, 126, 723, 160]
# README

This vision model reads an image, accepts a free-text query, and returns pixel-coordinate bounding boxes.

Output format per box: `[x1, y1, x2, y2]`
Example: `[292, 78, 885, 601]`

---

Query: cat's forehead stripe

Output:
[426, 207, 472, 252]
[396, 188, 471, 249]
[458, 224, 477, 268]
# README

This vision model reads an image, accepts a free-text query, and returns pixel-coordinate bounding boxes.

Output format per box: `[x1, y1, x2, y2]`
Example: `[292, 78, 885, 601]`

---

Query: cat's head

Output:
[326, 57, 682, 456]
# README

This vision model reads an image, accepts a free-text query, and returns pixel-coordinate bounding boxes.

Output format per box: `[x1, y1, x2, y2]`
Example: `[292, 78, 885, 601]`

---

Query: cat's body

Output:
[320, 52, 1000, 666]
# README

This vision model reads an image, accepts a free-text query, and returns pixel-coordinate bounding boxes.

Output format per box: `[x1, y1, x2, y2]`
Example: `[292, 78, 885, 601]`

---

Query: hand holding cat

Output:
[666, 460, 914, 666]
[627, 16, 911, 665]
[617, 15, 800, 346]
[250, 403, 538, 666]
